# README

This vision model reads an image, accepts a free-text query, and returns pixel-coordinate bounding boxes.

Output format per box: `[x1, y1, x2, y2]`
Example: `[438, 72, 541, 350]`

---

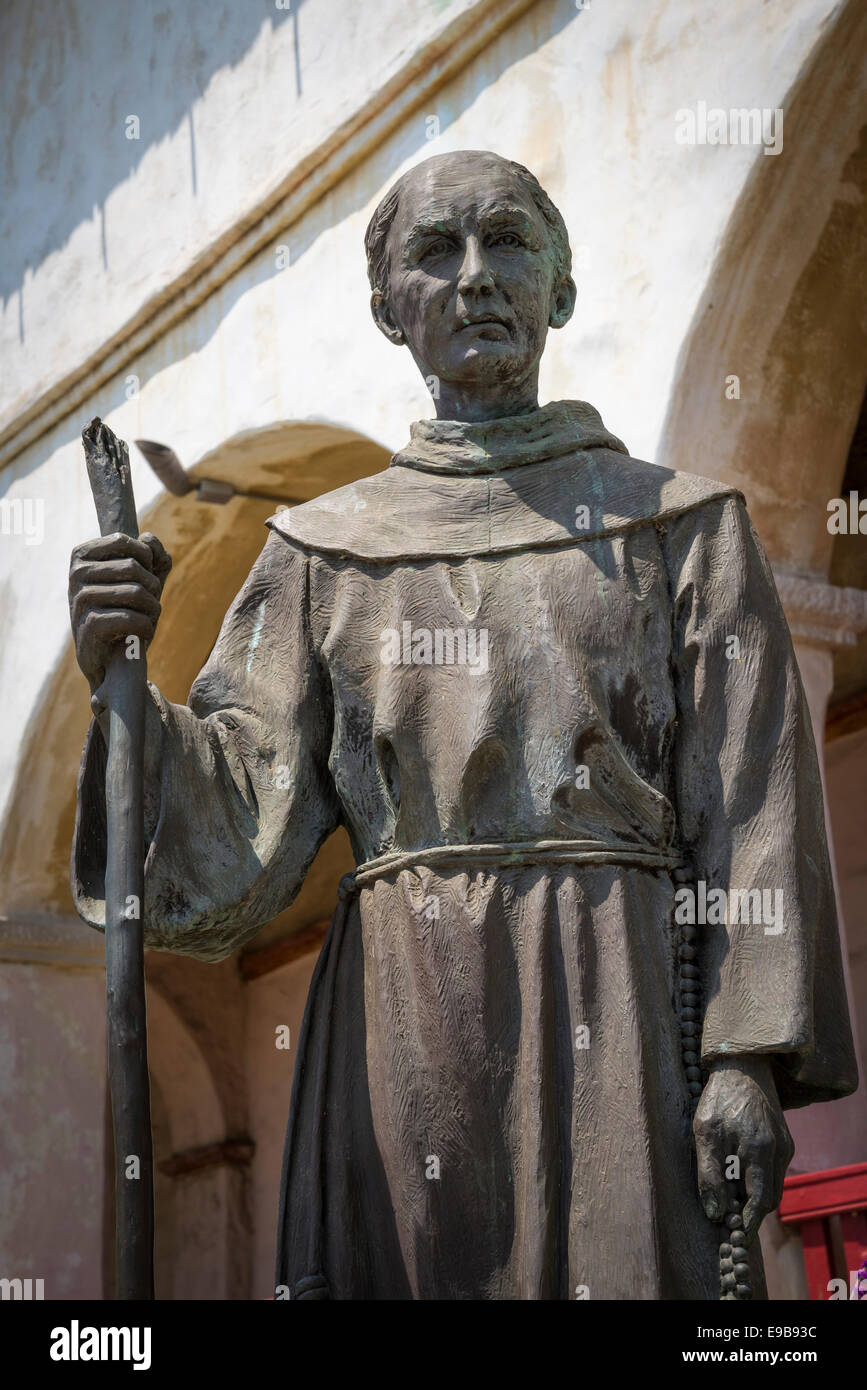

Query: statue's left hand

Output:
[693, 1056, 794, 1242]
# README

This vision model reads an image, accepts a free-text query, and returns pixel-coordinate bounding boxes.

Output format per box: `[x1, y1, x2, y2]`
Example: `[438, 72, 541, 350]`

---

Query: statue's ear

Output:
[549, 275, 577, 330]
[371, 291, 406, 346]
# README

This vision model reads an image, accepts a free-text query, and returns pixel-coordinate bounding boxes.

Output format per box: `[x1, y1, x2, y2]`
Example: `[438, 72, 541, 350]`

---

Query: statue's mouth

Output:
[455, 315, 510, 334]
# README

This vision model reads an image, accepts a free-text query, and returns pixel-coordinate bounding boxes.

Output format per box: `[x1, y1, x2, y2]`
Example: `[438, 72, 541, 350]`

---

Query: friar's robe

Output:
[72, 400, 857, 1300]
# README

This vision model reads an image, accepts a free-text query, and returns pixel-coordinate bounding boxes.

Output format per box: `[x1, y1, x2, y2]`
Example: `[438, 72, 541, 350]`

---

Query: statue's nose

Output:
[457, 236, 495, 294]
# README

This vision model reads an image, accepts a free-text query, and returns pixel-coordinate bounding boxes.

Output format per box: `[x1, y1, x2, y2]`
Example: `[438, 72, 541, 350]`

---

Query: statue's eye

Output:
[490, 232, 523, 248]
[421, 238, 453, 260]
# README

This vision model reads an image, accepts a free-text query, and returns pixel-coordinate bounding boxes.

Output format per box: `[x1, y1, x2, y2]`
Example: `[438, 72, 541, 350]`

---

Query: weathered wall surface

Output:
[1, 0, 516, 433]
[827, 727, 867, 1103]
[245, 952, 319, 1300]
[0, 963, 106, 1298]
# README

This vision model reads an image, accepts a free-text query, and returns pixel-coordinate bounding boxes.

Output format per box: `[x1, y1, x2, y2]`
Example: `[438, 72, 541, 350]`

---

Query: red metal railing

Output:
[779, 1161, 867, 1299]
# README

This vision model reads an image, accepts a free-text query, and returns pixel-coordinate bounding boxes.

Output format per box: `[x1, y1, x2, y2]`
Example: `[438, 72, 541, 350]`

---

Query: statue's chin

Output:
[447, 342, 532, 381]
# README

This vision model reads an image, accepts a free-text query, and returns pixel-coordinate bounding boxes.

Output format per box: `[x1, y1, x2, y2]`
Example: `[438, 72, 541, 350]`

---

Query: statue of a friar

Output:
[69, 151, 857, 1300]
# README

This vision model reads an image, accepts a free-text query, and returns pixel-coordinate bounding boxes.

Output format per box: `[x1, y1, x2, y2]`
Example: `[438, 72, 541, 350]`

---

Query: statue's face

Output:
[374, 156, 574, 391]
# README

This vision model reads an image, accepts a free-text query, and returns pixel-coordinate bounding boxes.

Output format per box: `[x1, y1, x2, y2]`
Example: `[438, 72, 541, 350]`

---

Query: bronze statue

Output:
[69, 151, 857, 1300]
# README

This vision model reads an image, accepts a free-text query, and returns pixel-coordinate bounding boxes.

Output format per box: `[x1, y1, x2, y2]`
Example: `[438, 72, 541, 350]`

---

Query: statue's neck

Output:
[429, 370, 541, 424]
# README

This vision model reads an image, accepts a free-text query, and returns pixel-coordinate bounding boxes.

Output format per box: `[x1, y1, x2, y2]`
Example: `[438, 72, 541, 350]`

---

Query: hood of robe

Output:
[268, 400, 741, 561]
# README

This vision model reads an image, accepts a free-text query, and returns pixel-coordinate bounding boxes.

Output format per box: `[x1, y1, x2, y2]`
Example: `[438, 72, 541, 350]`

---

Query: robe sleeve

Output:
[663, 493, 858, 1108]
[71, 530, 341, 962]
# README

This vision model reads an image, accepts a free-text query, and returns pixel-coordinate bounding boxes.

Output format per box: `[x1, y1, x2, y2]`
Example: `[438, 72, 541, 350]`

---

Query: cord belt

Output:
[340, 838, 684, 897]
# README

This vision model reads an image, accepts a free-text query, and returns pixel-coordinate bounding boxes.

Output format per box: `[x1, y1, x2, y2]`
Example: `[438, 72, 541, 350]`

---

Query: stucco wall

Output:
[245, 952, 319, 1299]
[827, 727, 867, 1086]
[0, 964, 106, 1298]
[0, 0, 510, 434]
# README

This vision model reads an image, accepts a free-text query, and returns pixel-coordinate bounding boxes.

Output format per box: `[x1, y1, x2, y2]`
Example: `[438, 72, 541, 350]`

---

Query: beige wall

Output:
[0, 0, 505, 435]
[245, 952, 319, 1300]
[827, 727, 867, 1100]
[0, 963, 106, 1298]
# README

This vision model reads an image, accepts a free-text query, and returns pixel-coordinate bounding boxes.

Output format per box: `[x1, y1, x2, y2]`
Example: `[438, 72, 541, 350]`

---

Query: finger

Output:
[742, 1160, 771, 1241]
[70, 558, 162, 598]
[695, 1138, 727, 1224]
[139, 532, 172, 583]
[80, 609, 158, 645]
[71, 534, 155, 568]
[770, 1133, 793, 1213]
[73, 583, 161, 627]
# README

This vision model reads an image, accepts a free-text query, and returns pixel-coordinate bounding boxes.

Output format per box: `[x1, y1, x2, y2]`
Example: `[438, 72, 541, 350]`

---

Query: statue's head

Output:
[365, 151, 576, 419]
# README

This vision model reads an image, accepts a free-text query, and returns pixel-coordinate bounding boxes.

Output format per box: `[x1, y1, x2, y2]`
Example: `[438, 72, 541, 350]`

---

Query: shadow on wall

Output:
[0, 0, 305, 313]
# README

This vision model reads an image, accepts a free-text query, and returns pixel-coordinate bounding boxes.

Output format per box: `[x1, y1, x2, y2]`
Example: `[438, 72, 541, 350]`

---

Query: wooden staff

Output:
[82, 417, 154, 1300]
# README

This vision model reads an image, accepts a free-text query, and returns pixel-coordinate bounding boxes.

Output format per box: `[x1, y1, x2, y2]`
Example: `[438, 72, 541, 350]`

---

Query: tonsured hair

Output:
[364, 155, 572, 297]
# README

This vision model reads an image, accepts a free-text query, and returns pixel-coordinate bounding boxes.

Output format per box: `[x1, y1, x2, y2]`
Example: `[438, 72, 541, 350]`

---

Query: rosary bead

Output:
[682, 992, 699, 1008]
[679, 944, 697, 961]
[733, 1263, 750, 1280]
[682, 1050, 700, 1066]
[688, 1080, 703, 1097]
[681, 1021, 697, 1036]
[681, 1007, 698, 1021]
[719, 1242, 732, 1258]
[736, 1284, 752, 1300]
[685, 1066, 702, 1082]
[680, 963, 699, 980]
[725, 1213, 743, 1230]
[719, 1257, 734, 1274]
[720, 1273, 736, 1291]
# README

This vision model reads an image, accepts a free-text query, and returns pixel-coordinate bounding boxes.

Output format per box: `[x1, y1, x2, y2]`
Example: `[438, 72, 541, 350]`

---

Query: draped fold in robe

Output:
[72, 400, 857, 1300]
